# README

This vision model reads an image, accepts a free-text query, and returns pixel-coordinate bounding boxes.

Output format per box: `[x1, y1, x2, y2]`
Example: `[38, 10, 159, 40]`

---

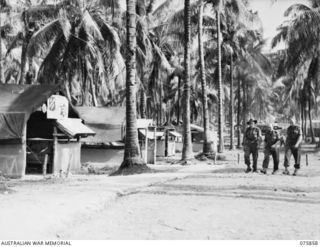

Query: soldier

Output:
[260, 123, 281, 175]
[243, 119, 262, 173]
[283, 118, 303, 176]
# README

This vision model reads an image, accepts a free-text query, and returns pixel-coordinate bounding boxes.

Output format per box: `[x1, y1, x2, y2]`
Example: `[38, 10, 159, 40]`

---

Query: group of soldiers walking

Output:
[242, 118, 303, 176]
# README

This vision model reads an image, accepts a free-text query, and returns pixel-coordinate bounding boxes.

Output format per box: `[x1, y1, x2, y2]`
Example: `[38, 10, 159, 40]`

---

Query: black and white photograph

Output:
[0, 0, 320, 244]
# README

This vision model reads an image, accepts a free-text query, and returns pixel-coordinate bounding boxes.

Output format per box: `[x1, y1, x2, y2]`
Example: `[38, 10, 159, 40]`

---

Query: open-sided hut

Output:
[0, 84, 95, 178]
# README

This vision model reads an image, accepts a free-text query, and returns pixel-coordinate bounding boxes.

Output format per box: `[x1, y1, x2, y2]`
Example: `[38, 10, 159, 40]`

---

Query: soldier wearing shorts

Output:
[261, 123, 281, 175]
[243, 119, 262, 173]
[283, 118, 303, 176]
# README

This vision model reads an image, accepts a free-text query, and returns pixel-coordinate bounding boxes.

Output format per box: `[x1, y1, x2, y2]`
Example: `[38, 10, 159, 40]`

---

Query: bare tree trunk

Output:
[182, 0, 193, 160]
[216, 5, 224, 153]
[198, 0, 214, 155]
[230, 54, 234, 150]
[237, 78, 241, 148]
[118, 0, 146, 172]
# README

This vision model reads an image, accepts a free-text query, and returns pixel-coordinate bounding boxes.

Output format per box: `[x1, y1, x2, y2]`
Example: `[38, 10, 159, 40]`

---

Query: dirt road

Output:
[1, 148, 319, 240]
[61, 151, 320, 240]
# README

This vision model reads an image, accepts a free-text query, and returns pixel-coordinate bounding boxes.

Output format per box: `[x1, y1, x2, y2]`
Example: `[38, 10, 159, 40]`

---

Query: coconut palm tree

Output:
[272, 0, 320, 142]
[198, 0, 215, 155]
[207, 0, 262, 153]
[23, 0, 124, 106]
[118, 0, 147, 172]
[181, 0, 193, 161]
[0, 0, 10, 83]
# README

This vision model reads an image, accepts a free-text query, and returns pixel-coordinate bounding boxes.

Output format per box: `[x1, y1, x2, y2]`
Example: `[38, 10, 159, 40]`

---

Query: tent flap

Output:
[0, 113, 26, 140]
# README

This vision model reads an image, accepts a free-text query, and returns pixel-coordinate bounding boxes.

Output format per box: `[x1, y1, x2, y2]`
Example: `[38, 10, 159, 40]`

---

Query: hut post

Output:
[22, 117, 27, 177]
[43, 154, 48, 177]
[53, 126, 58, 175]
[145, 128, 148, 164]
[165, 129, 168, 157]
[154, 127, 157, 165]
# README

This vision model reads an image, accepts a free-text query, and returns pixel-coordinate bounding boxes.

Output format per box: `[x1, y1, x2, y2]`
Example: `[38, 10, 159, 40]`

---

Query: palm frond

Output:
[284, 4, 311, 17]
[27, 18, 71, 58]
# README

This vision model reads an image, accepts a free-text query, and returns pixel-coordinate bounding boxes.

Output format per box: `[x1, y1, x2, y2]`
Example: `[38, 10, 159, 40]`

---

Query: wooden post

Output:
[237, 153, 240, 165]
[306, 154, 309, 166]
[53, 126, 58, 176]
[165, 129, 168, 157]
[43, 154, 48, 177]
[145, 128, 148, 164]
[22, 118, 27, 178]
[154, 127, 157, 165]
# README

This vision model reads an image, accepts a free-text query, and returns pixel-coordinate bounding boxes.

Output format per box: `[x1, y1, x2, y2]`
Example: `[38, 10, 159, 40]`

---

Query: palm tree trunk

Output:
[308, 98, 316, 143]
[0, 12, 3, 84]
[159, 78, 163, 125]
[237, 78, 241, 148]
[216, 5, 224, 153]
[182, 0, 193, 160]
[300, 102, 304, 139]
[242, 81, 247, 133]
[19, 13, 31, 85]
[140, 89, 146, 118]
[230, 54, 234, 150]
[198, 0, 214, 155]
[177, 76, 181, 124]
[119, 0, 146, 171]
[304, 107, 307, 140]
[90, 77, 98, 107]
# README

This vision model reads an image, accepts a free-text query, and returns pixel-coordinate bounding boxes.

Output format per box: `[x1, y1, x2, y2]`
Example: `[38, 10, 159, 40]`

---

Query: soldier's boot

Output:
[292, 168, 299, 176]
[283, 167, 290, 175]
[260, 168, 267, 174]
[245, 167, 252, 173]
[272, 169, 279, 175]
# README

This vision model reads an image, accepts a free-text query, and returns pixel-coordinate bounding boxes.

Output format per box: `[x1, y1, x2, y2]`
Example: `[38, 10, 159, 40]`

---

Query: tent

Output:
[75, 107, 126, 169]
[0, 84, 95, 178]
[75, 106, 125, 148]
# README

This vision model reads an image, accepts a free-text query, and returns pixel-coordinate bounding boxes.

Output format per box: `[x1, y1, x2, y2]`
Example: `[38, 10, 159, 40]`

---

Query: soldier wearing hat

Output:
[261, 123, 281, 175]
[242, 118, 262, 173]
[283, 118, 303, 176]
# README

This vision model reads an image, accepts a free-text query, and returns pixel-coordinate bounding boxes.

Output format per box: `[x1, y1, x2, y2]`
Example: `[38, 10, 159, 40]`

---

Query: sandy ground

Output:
[0, 145, 320, 240]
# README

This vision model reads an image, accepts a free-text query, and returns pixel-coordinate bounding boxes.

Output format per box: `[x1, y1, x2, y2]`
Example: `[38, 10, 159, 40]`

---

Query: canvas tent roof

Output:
[0, 84, 59, 115]
[75, 106, 125, 145]
[0, 84, 60, 140]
